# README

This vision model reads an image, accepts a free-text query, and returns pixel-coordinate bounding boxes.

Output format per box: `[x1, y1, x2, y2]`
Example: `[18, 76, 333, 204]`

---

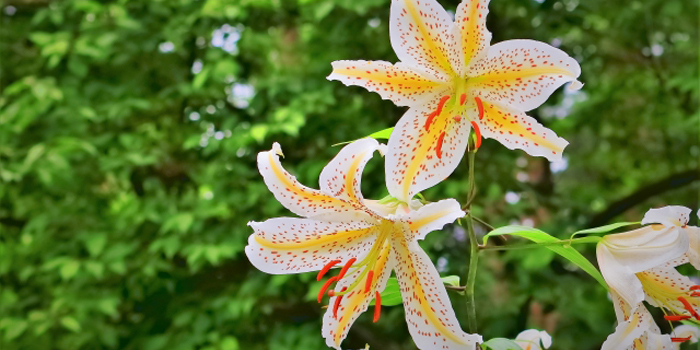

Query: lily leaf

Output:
[481, 338, 524, 350]
[572, 221, 639, 236]
[369, 277, 402, 306]
[332, 127, 394, 147]
[484, 225, 608, 289]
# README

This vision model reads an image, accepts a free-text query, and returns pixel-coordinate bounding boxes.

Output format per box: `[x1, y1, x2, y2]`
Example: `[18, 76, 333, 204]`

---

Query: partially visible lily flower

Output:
[328, 0, 581, 201]
[602, 296, 675, 350]
[596, 206, 691, 308]
[514, 329, 551, 350]
[245, 139, 482, 350]
[599, 206, 700, 350]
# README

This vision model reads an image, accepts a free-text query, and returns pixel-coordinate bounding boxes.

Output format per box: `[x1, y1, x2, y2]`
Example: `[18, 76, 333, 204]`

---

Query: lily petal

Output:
[474, 100, 568, 161]
[328, 60, 450, 108]
[319, 138, 381, 208]
[515, 329, 552, 350]
[392, 233, 481, 349]
[597, 243, 646, 308]
[601, 296, 655, 350]
[638, 266, 700, 316]
[467, 39, 581, 112]
[641, 206, 691, 227]
[257, 143, 359, 218]
[602, 225, 689, 273]
[386, 107, 471, 202]
[685, 226, 700, 269]
[245, 218, 378, 274]
[405, 198, 466, 241]
[322, 241, 395, 350]
[453, 0, 491, 72]
[390, 0, 456, 79]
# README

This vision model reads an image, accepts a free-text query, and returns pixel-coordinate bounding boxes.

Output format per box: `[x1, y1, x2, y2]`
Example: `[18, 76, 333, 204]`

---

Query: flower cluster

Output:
[243, 0, 699, 349]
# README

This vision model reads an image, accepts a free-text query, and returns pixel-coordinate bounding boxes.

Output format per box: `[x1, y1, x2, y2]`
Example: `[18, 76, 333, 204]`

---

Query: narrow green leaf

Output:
[481, 338, 524, 350]
[369, 277, 402, 306]
[572, 221, 639, 236]
[484, 225, 608, 289]
[332, 127, 394, 147]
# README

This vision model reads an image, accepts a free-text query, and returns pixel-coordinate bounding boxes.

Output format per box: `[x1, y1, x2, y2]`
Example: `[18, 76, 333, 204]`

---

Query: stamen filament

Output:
[373, 291, 381, 322]
[317, 260, 341, 281]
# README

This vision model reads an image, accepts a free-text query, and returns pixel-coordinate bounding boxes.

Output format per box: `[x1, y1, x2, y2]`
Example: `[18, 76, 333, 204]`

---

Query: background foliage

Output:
[0, 0, 698, 349]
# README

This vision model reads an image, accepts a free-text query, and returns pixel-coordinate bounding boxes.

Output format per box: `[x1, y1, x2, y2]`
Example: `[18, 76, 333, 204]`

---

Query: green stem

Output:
[464, 150, 478, 334]
[480, 236, 601, 251]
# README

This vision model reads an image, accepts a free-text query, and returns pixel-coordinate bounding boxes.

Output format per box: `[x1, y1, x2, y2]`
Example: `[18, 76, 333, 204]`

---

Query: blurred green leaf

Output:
[485, 226, 608, 289]
[481, 338, 524, 350]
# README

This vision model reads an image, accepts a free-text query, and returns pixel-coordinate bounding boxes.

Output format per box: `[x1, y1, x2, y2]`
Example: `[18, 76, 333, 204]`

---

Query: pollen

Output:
[373, 291, 381, 322]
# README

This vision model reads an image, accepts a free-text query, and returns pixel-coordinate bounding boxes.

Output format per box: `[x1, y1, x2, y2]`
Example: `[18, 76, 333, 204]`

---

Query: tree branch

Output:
[586, 169, 700, 227]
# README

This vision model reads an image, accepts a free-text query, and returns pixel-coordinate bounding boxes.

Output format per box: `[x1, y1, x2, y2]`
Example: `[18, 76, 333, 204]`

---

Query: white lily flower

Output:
[328, 0, 580, 202]
[596, 206, 691, 308]
[514, 329, 552, 350]
[245, 139, 481, 350]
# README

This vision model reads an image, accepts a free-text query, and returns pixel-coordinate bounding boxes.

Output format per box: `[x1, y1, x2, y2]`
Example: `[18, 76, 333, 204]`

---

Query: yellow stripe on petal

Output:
[474, 101, 568, 161]
[253, 227, 374, 250]
[328, 60, 449, 108]
[466, 39, 581, 112]
[390, 0, 457, 79]
[455, 0, 491, 70]
[258, 143, 360, 218]
[391, 232, 480, 348]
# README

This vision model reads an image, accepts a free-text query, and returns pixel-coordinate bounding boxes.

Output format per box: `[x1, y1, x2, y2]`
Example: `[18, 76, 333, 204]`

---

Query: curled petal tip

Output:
[568, 80, 584, 91]
[377, 144, 388, 156]
[271, 142, 284, 157]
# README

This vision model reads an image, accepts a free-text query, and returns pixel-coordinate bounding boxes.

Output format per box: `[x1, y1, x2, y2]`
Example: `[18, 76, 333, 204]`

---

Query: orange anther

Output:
[470, 121, 482, 148]
[474, 96, 484, 120]
[459, 93, 467, 105]
[364, 270, 375, 293]
[436, 95, 451, 116]
[318, 276, 339, 303]
[337, 258, 356, 280]
[424, 111, 438, 131]
[677, 296, 700, 320]
[435, 132, 446, 159]
[332, 287, 347, 319]
[664, 315, 691, 321]
[373, 291, 381, 322]
[672, 336, 692, 343]
[453, 115, 462, 122]
[317, 259, 341, 281]
[690, 285, 700, 290]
